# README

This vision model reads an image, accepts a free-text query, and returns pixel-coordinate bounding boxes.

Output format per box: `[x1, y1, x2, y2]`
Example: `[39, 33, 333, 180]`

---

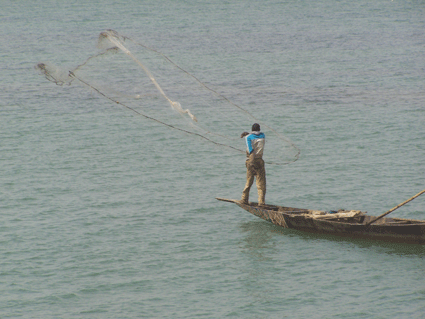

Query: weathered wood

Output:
[216, 198, 425, 244]
[365, 189, 425, 226]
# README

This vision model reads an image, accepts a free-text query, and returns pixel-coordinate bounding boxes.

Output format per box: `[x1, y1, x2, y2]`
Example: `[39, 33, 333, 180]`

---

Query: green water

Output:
[1, 0, 424, 318]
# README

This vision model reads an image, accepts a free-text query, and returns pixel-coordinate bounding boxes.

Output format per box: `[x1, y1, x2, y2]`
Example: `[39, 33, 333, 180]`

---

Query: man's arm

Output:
[245, 134, 254, 154]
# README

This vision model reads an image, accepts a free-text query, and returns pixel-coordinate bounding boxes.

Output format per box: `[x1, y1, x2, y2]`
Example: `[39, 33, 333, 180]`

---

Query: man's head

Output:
[252, 123, 260, 132]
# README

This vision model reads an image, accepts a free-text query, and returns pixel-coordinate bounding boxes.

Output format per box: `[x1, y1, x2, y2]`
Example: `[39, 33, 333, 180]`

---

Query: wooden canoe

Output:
[216, 198, 425, 245]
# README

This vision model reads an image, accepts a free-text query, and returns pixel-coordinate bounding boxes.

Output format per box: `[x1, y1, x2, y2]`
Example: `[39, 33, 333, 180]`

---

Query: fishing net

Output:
[35, 29, 300, 165]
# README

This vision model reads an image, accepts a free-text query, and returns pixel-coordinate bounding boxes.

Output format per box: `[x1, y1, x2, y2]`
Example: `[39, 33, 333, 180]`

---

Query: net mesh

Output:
[35, 29, 300, 165]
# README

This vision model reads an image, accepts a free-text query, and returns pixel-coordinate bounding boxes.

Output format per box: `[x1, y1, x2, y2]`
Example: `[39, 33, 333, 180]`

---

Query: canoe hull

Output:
[218, 198, 425, 245]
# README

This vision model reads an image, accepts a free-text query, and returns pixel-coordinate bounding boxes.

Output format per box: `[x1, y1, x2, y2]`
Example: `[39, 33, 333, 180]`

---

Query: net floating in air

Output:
[35, 29, 300, 165]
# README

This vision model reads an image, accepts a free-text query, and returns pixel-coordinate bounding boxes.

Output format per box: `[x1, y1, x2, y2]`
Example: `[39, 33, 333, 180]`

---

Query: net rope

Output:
[35, 29, 300, 165]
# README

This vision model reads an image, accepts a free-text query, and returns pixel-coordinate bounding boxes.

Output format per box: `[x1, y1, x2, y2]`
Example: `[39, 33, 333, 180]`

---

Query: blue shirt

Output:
[245, 132, 265, 156]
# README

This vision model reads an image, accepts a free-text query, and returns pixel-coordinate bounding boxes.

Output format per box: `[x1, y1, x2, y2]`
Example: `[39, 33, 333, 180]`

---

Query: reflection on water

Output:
[239, 220, 278, 261]
[239, 219, 425, 257]
[237, 221, 282, 308]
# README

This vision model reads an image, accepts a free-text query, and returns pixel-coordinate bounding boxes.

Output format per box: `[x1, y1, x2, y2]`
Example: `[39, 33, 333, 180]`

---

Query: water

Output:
[2, 0, 425, 318]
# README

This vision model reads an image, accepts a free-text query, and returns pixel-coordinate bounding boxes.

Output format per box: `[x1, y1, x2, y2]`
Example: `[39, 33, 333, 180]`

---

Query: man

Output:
[240, 123, 266, 205]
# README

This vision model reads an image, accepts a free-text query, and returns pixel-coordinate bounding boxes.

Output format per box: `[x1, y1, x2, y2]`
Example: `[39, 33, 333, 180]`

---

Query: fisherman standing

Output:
[240, 123, 266, 205]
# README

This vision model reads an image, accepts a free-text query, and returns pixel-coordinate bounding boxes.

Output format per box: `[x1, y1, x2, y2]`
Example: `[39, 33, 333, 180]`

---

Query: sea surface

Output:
[1, 0, 425, 318]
